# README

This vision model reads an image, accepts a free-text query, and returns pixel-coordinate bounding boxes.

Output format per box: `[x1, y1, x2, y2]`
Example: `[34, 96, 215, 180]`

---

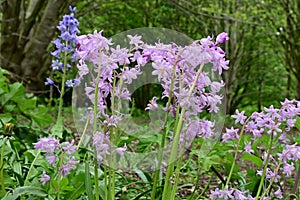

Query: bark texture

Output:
[0, 0, 71, 92]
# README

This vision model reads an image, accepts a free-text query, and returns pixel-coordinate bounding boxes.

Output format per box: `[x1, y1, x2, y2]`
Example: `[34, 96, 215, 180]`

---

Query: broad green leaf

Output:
[17, 97, 37, 111]
[53, 177, 75, 192]
[23, 150, 47, 168]
[65, 183, 85, 199]
[0, 113, 13, 125]
[3, 171, 15, 186]
[3, 105, 16, 112]
[0, 82, 24, 106]
[23, 149, 39, 158]
[0, 67, 10, 75]
[25, 166, 39, 181]
[50, 116, 63, 138]
[241, 153, 263, 167]
[25, 106, 53, 128]
[12, 162, 22, 176]
[200, 154, 221, 172]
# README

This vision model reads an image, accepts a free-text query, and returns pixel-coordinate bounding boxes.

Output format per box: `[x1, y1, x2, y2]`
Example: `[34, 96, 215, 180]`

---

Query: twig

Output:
[210, 166, 226, 185]
[290, 165, 300, 200]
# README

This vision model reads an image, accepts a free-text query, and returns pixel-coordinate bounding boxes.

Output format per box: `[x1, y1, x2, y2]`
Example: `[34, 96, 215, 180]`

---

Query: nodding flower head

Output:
[216, 32, 229, 44]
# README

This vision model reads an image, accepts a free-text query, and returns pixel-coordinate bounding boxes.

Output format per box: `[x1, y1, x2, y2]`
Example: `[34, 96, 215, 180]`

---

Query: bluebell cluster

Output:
[45, 6, 80, 87]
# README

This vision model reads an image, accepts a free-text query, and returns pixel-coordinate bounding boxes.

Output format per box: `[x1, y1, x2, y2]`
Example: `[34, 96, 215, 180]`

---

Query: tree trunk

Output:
[296, 77, 300, 100]
[21, 0, 66, 91]
[0, 0, 71, 92]
[1, 0, 23, 75]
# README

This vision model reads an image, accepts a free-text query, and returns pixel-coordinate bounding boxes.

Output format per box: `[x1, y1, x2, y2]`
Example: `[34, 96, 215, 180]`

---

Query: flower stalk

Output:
[150, 55, 179, 200]
[255, 134, 274, 199]
[92, 54, 102, 200]
[55, 41, 69, 135]
[224, 118, 249, 188]
[162, 62, 205, 200]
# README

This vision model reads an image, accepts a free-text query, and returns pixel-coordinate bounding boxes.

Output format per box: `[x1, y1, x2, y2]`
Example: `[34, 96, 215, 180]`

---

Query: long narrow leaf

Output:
[2, 186, 47, 200]
[65, 183, 85, 200]
[85, 162, 94, 200]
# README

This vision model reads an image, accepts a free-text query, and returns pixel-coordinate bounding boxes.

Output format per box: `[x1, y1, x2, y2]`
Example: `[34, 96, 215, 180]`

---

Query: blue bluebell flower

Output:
[45, 78, 55, 85]
[46, 6, 80, 87]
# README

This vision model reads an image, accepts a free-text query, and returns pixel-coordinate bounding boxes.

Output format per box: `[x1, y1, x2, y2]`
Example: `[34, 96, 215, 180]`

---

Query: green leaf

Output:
[2, 186, 47, 200]
[134, 169, 150, 183]
[25, 106, 53, 128]
[98, 181, 107, 200]
[200, 154, 221, 172]
[12, 162, 22, 176]
[17, 97, 37, 111]
[294, 132, 300, 145]
[85, 162, 94, 200]
[23, 150, 47, 168]
[0, 82, 24, 106]
[3, 105, 16, 112]
[295, 116, 300, 131]
[3, 171, 15, 186]
[65, 183, 85, 199]
[241, 153, 262, 167]
[0, 113, 13, 126]
[0, 67, 10, 76]
[50, 116, 63, 138]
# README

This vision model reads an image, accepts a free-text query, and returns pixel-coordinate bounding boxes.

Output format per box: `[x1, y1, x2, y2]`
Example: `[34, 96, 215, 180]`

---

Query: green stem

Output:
[77, 116, 90, 149]
[93, 148, 99, 200]
[56, 151, 66, 200]
[111, 141, 116, 200]
[261, 142, 297, 199]
[187, 146, 202, 200]
[24, 150, 41, 186]
[107, 130, 116, 200]
[104, 163, 108, 200]
[111, 71, 116, 114]
[0, 137, 7, 196]
[170, 151, 184, 199]
[56, 41, 68, 134]
[107, 72, 117, 200]
[151, 55, 179, 200]
[224, 118, 249, 188]
[93, 54, 102, 200]
[169, 67, 185, 200]
[260, 161, 282, 199]
[255, 134, 274, 200]
[198, 173, 213, 198]
[57, 188, 60, 200]
[162, 62, 204, 200]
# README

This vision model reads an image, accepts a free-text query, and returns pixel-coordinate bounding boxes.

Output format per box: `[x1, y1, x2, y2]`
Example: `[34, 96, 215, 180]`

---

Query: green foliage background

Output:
[75, 0, 298, 115]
